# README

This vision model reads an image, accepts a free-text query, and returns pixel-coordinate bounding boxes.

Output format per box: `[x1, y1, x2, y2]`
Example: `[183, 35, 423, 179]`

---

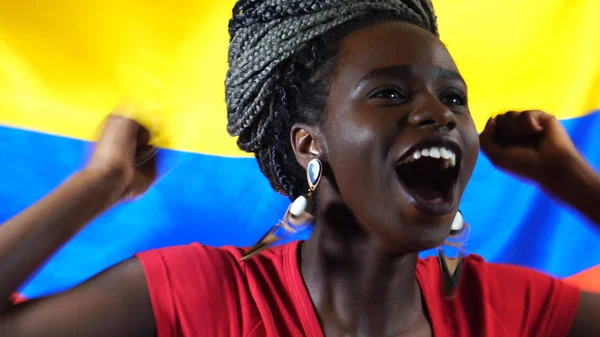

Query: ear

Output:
[290, 123, 325, 169]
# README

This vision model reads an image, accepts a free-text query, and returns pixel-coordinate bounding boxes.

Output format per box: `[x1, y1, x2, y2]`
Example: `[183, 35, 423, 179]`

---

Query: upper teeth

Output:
[400, 146, 457, 168]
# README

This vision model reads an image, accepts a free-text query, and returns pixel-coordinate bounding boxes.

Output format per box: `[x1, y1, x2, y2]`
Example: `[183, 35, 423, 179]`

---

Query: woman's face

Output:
[319, 21, 479, 252]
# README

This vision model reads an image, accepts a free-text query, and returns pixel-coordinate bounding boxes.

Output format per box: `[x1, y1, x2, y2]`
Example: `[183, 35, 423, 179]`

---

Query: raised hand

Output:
[86, 108, 158, 202]
[479, 110, 580, 186]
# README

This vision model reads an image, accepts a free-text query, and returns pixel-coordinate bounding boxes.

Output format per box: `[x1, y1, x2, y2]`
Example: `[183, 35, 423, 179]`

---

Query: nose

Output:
[408, 96, 457, 131]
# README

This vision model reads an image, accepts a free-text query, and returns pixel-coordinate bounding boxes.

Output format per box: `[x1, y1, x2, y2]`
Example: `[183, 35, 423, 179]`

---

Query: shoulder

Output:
[472, 256, 581, 337]
[135, 242, 292, 337]
[460, 255, 581, 309]
[136, 241, 291, 282]
[136, 242, 246, 279]
[419, 253, 580, 299]
[418, 254, 581, 337]
[135, 241, 292, 298]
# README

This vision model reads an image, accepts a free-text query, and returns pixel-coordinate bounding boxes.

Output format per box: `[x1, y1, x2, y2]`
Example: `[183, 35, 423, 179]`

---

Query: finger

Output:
[544, 114, 563, 134]
[493, 112, 520, 145]
[123, 154, 159, 201]
[480, 130, 532, 171]
[135, 145, 158, 167]
[495, 111, 518, 127]
[479, 118, 505, 163]
[136, 125, 151, 147]
[520, 110, 545, 134]
[481, 116, 495, 136]
[137, 151, 158, 189]
[496, 110, 545, 146]
[479, 118, 496, 148]
[526, 110, 561, 131]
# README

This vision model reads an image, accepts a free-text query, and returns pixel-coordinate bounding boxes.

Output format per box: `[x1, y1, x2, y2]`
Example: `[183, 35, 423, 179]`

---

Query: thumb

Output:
[524, 110, 560, 133]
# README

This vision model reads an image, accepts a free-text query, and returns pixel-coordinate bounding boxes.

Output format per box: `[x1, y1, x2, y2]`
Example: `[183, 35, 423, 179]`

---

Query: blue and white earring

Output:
[438, 210, 470, 297]
[241, 158, 323, 261]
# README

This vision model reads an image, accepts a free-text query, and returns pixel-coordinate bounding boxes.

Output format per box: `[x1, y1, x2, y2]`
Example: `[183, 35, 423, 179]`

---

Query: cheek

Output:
[324, 120, 400, 235]
[325, 113, 389, 194]
[328, 123, 377, 177]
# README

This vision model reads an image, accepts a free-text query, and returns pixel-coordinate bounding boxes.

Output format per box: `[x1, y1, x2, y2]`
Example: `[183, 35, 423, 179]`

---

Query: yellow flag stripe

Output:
[0, 0, 598, 157]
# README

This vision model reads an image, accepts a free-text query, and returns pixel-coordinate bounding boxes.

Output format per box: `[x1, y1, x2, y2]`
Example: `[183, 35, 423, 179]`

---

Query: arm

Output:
[542, 142, 600, 337]
[480, 110, 600, 225]
[0, 114, 158, 336]
[0, 170, 121, 310]
[0, 257, 155, 337]
[567, 292, 600, 337]
[540, 153, 600, 226]
[480, 110, 600, 337]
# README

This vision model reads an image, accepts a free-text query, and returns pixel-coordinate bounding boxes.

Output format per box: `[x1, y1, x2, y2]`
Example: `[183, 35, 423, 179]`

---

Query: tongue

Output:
[411, 184, 445, 202]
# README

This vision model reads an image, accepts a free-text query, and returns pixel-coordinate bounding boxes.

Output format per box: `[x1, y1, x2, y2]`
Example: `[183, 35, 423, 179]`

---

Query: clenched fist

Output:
[85, 108, 158, 202]
[479, 110, 580, 186]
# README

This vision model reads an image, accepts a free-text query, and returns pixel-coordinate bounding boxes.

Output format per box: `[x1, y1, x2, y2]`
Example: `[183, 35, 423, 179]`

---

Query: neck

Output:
[300, 208, 426, 336]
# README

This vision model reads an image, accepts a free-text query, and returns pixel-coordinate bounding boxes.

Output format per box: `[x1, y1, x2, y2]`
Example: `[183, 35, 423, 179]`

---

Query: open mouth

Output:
[395, 139, 461, 207]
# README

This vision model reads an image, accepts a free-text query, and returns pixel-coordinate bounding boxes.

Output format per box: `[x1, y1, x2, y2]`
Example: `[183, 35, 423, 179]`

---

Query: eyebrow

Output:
[356, 65, 466, 88]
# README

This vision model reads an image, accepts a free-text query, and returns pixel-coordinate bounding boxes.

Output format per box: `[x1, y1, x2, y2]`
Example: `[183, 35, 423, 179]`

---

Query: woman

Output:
[0, 0, 599, 336]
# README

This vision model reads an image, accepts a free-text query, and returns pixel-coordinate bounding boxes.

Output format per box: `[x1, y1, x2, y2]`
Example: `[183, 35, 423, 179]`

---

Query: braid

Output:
[257, 41, 327, 199]
[226, 0, 439, 198]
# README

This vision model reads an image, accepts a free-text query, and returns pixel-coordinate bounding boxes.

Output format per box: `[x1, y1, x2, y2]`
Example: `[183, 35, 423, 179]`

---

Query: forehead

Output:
[335, 21, 458, 80]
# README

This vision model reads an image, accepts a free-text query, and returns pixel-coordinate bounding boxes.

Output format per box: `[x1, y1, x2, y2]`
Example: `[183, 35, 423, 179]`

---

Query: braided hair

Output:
[226, 0, 439, 200]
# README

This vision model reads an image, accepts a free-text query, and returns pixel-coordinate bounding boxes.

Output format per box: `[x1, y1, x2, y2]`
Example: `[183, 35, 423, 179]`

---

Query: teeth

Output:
[400, 146, 457, 169]
[440, 148, 451, 159]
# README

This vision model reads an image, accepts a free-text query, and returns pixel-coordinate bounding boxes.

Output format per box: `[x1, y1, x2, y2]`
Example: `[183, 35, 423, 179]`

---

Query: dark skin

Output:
[294, 22, 600, 337]
[0, 21, 598, 337]
[295, 21, 479, 337]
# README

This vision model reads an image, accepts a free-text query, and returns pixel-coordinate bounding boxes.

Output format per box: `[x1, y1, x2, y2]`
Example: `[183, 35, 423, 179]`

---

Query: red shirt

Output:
[136, 241, 580, 337]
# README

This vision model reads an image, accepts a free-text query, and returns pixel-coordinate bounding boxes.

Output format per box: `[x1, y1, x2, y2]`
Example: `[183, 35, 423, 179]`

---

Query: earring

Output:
[240, 158, 323, 261]
[437, 210, 470, 298]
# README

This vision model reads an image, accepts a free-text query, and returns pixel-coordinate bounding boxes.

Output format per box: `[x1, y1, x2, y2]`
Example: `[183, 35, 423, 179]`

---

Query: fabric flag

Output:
[0, 0, 599, 300]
